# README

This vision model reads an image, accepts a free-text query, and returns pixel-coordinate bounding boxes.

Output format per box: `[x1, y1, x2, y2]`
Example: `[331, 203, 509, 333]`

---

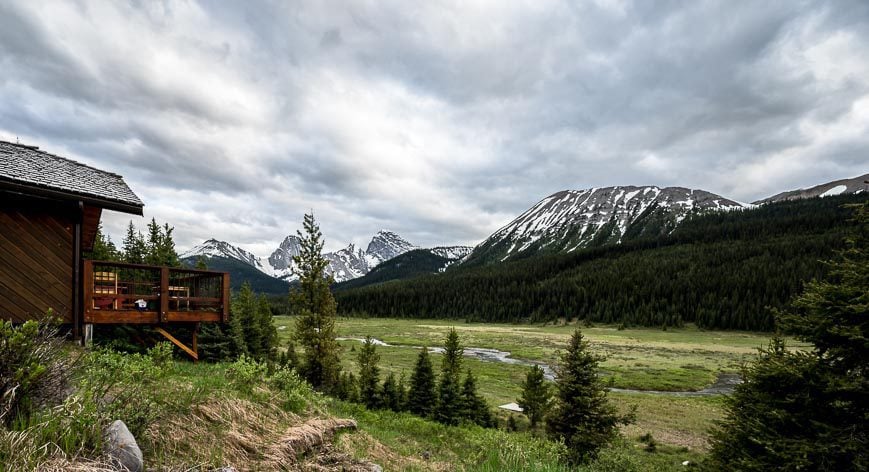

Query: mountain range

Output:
[181, 230, 471, 288]
[181, 174, 866, 292]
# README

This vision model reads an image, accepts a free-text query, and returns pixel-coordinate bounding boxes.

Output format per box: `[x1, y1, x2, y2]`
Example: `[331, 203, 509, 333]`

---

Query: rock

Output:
[682, 460, 691, 466]
[368, 465, 383, 472]
[421, 450, 431, 460]
[213, 468, 237, 472]
[104, 420, 143, 472]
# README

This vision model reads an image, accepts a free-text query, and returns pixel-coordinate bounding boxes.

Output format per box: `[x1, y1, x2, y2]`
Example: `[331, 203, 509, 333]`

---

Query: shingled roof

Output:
[0, 140, 143, 214]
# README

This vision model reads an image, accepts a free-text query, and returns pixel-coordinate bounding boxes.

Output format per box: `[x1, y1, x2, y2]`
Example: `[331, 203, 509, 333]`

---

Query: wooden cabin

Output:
[0, 140, 228, 359]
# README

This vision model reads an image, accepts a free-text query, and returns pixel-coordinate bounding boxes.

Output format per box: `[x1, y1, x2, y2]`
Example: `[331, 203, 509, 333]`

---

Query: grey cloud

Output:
[1, 0, 868, 251]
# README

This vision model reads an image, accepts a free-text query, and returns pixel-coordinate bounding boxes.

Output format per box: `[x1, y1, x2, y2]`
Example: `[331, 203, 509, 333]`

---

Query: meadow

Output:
[275, 316, 778, 453]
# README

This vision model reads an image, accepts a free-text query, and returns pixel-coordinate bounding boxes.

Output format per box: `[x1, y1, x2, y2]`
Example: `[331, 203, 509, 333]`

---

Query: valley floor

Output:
[275, 316, 779, 454]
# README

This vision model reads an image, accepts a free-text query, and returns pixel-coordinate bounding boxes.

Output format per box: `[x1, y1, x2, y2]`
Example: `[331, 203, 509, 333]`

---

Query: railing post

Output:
[160, 267, 169, 323]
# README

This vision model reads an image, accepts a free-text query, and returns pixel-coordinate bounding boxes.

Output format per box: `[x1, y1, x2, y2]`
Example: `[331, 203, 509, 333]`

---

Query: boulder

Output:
[104, 420, 143, 472]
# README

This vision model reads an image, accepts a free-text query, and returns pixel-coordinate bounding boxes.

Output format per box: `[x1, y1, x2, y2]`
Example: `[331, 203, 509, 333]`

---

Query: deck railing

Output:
[83, 260, 229, 324]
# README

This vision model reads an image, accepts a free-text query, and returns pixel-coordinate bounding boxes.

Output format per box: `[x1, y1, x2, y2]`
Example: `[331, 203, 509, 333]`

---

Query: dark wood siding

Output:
[0, 196, 75, 323]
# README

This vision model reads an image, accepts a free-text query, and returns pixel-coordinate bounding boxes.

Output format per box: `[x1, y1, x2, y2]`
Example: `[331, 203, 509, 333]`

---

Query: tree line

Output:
[335, 194, 864, 331]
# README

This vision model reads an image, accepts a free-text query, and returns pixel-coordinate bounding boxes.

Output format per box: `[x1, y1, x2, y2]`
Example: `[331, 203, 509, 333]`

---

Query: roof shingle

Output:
[0, 140, 143, 212]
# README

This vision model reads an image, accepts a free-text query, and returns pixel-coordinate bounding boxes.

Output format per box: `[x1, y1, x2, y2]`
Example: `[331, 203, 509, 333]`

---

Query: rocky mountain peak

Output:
[465, 185, 747, 264]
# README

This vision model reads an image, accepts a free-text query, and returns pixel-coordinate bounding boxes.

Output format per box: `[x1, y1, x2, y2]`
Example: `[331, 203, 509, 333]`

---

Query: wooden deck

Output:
[82, 260, 230, 360]
[83, 260, 229, 325]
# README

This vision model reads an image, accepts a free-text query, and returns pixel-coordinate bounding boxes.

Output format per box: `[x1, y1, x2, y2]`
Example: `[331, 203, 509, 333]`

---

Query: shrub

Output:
[76, 345, 172, 438]
[0, 317, 72, 427]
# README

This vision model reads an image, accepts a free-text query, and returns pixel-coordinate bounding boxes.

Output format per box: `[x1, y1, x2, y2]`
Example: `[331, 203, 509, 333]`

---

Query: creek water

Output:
[336, 337, 740, 396]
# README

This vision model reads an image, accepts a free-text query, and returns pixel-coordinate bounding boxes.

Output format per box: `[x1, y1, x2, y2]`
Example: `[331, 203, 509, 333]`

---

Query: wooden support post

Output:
[160, 267, 169, 324]
[154, 326, 198, 361]
[81, 260, 93, 344]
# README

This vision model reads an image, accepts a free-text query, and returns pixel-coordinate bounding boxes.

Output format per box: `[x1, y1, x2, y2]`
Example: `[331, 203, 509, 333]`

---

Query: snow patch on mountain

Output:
[180, 239, 277, 276]
[468, 185, 747, 263]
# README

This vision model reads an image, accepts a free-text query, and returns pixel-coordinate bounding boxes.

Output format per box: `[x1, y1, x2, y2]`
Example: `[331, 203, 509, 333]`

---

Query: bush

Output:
[76, 344, 173, 438]
[0, 317, 72, 427]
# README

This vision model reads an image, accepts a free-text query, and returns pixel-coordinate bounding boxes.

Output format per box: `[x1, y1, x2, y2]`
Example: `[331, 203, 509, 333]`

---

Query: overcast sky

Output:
[1, 1, 868, 255]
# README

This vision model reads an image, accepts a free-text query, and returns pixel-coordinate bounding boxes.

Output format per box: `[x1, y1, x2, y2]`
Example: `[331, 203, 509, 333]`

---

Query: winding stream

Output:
[336, 337, 741, 396]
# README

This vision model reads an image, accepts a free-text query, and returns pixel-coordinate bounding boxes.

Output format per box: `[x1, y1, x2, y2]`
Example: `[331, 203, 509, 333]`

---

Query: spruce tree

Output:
[397, 372, 409, 411]
[89, 223, 120, 261]
[708, 201, 868, 471]
[291, 213, 341, 392]
[233, 282, 262, 357]
[122, 221, 146, 264]
[460, 369, 493, 427]
[518, 365, 551, 428]
[257, 294, 278, 360]
[357, 336, 382, 409]
[407, 347, 437, 417]
[435, 329, 464, 425]
[546, 329, 634, 465]
[381, 372, 401, 412]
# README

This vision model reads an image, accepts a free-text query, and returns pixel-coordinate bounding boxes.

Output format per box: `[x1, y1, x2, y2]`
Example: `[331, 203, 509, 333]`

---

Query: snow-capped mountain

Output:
[267, 235, 302, 280]
[180, 239, 275, 275]
[754, 173, 868, 204]
[465, 186, 747, 264]
[266, 230, 418, 282]
[366, 230, 417, 264]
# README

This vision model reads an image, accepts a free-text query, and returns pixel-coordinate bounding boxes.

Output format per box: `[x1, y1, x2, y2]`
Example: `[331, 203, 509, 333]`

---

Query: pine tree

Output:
[357, 336, 382, 409]
[546, 329, 635, 465]
[407, 347, 437, 418]
[708, 202, 869, 471]
[257, 294, 278, 360]
[280, 340, 299, 370]
[460, 369, 493, 427]
[291, 213, 341, 392]
[435, 329, 464, 425]
[336, 372, 359, 403]
[397, 372, 409, 411]
[195, 255, 208, 270]
[122, 221, 146, 264]
[197, 323, 233, 362]
[381, 372, 401, 412]
[518, 365, 551, 428]
[89, 223, 120, 261]
[231, 282, 261, 357]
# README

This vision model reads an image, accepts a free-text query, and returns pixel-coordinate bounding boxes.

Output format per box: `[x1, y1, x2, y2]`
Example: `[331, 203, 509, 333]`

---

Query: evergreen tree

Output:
[546, 329, 635, 465]
[122, 221, 146, 264]
[435, 329, 464, 425]
[381, 372, 402, 412]
[88, 223, 120, 261]
[291, 213, 341, 392]
[257, 294, 278, 360]
[197, 323, 234, 362]
[232, 282, 262, 358]
[407, 347, 437, 418]
[518, 365, 551, 428]
[280, 340, 299, 371]
[397, 372, 409, 411]
[195, 255, 208, 270]
[708, 201, 869, 471]
[357, 336, 382, 409]
[336, 372, 359, 403]
[460, 369, 493, 427]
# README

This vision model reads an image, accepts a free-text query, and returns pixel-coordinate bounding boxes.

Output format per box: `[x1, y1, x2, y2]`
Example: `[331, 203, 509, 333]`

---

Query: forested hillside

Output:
[336, 195, 865, 331]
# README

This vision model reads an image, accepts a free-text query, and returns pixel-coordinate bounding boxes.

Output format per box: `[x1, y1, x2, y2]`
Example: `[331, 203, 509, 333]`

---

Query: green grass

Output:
[276, 316, 770, 452]
[276, 316, 773, 392]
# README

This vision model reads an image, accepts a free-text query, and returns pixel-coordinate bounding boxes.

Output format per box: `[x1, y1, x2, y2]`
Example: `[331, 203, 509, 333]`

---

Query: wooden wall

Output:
[0, 195, 75, 323]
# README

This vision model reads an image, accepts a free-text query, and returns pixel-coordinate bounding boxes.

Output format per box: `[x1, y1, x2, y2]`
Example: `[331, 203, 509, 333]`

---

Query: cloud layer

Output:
[1, 1, 867, 255]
